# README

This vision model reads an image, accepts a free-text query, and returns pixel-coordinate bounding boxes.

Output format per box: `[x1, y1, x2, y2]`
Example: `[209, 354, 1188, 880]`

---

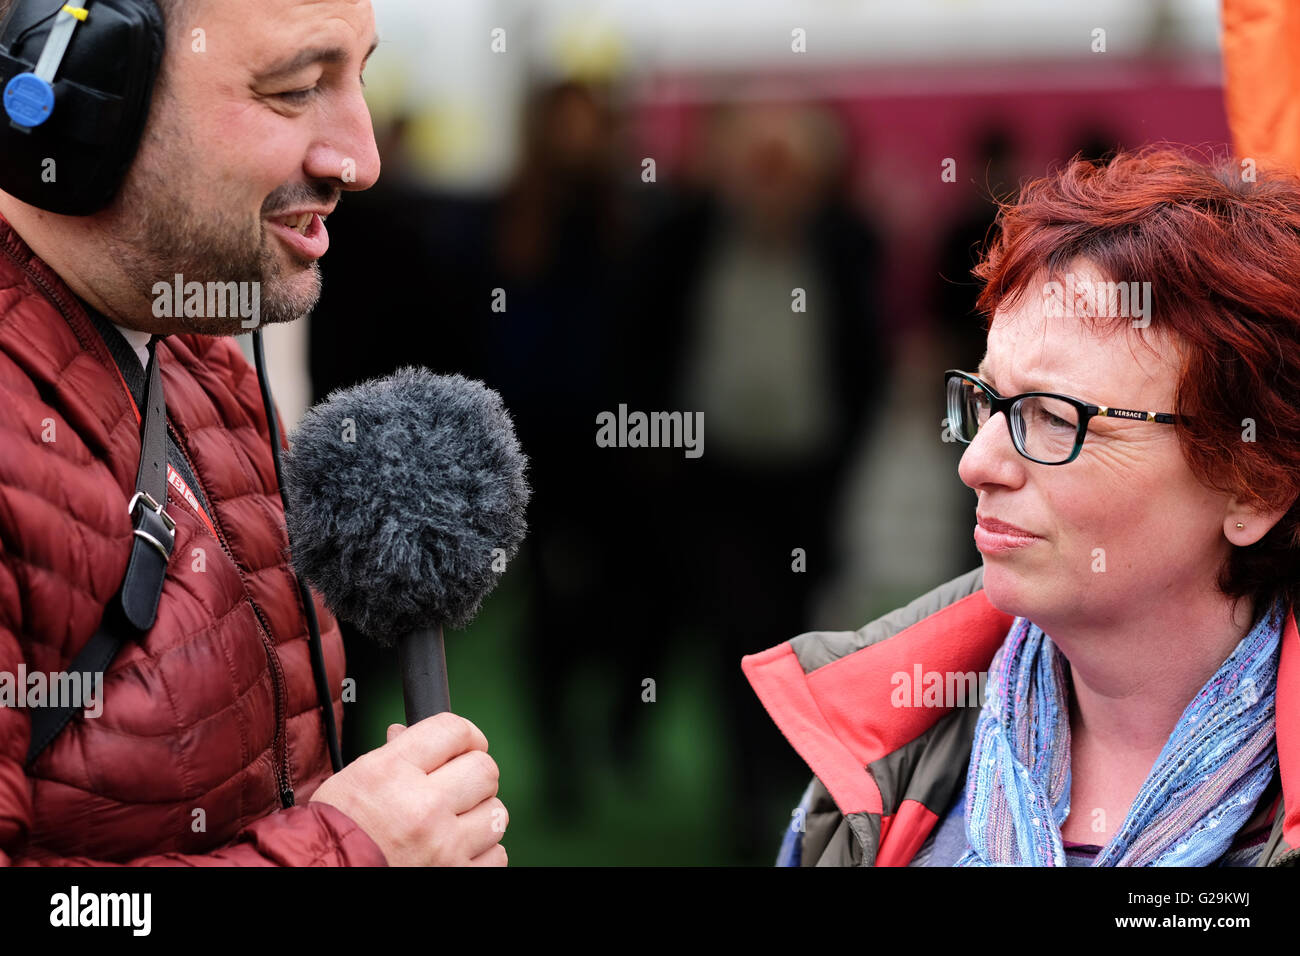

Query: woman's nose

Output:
[958, 410, 1027, 491]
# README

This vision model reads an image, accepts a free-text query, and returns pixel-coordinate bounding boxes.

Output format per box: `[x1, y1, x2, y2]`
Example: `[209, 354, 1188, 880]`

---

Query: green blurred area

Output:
[352, 574, 739, 865]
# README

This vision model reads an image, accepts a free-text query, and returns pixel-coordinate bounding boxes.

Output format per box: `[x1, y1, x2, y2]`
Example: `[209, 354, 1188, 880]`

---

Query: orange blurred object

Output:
[1222, 0, 1300, 171]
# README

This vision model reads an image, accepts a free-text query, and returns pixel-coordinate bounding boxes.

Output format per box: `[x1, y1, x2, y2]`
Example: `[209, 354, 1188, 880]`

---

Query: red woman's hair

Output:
[973, 145, 1300, 614]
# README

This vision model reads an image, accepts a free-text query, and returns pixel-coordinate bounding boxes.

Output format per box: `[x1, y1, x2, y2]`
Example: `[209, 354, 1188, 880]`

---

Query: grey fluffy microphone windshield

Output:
[282, 368, 530, 718]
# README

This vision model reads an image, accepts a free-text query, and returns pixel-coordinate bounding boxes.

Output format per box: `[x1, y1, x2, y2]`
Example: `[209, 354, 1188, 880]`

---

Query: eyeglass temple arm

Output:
[1091, 405, 1179, 425]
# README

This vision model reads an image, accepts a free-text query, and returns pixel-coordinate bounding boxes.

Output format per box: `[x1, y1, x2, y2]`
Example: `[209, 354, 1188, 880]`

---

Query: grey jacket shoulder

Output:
[789, 566, 985, 673]
[780, 567, 988, 866]
[797, 776, 871, 866]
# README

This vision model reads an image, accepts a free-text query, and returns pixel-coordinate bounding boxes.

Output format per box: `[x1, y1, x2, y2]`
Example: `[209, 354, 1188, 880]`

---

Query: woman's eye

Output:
[1038, 409, 1072, 430]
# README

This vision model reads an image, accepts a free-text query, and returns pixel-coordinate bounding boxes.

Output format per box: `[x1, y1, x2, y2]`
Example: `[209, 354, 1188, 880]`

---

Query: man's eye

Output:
[275, 87, 318, 105]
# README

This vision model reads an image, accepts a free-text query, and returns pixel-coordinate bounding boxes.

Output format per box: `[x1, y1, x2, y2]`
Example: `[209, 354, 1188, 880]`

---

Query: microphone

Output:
[281, 367, 530, 722]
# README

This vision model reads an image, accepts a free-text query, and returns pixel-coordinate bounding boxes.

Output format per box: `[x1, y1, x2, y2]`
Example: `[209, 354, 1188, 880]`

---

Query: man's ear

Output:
[1224, 490, 1300, 547]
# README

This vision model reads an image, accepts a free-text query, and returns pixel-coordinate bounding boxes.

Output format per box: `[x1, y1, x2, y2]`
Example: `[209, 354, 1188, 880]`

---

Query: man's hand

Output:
[310, 713, 507, 866]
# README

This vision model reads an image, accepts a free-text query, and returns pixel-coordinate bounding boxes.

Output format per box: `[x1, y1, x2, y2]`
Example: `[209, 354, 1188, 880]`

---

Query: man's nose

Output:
[306, 89, 382, 191]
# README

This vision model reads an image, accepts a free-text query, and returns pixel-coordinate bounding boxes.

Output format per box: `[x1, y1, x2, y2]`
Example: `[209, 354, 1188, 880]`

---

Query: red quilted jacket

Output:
[0, 214, 387, 866]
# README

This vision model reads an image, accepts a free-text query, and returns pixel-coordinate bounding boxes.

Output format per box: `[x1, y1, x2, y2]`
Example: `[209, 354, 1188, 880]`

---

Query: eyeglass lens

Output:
[948, 377, 1081, 464]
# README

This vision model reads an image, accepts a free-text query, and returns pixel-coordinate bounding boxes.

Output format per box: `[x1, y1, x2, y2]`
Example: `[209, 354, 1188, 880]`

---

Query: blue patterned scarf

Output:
[954, 598, 1283, 867]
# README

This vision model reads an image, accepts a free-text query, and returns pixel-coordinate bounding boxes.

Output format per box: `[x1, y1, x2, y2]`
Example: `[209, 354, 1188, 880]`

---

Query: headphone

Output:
[0, 0, 163, 215]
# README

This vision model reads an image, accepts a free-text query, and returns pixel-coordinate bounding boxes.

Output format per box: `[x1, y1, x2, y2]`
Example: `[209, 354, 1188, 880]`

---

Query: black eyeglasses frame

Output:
[945, 369, 1181, 465]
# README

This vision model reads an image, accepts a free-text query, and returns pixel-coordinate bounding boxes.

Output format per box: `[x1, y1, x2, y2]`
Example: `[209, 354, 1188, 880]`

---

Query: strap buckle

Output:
[127, 490, 175, 560]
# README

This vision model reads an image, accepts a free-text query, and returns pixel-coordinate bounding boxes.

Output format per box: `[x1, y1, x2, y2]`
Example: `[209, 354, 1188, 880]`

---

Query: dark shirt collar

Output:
[77, 298, 153, 411]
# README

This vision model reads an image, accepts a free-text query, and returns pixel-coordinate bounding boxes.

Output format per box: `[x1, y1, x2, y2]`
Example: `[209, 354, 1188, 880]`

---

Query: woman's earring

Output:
[1236, 522, 1245, 530]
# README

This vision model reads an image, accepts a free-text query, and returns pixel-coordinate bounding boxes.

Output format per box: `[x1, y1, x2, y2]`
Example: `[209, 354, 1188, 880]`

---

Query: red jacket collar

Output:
[743, 589, 1300, 850]
[0, 213, 142, 426]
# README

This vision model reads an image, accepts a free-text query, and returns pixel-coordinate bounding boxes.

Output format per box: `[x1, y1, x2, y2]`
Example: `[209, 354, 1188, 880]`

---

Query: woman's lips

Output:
[974, 514, 1041, 555]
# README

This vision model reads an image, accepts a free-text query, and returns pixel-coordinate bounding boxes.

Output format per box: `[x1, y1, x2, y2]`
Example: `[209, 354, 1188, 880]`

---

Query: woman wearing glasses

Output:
[743, 147, 1300, 866]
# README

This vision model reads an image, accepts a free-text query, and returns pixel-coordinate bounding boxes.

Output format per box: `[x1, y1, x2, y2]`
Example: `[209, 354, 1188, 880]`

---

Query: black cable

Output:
[252, 328, 344, 774]
[7, 2, 66, 56]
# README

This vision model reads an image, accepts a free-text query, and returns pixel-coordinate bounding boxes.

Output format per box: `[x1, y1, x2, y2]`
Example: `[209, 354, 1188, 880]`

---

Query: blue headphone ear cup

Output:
[0, 0, 164, 216]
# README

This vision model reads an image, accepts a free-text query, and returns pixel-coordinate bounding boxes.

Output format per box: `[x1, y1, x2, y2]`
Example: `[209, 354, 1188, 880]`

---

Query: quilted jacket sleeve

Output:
[0, 668, 387, 869]
[0, 567, 387, 867]
[2, 799, 390, 868]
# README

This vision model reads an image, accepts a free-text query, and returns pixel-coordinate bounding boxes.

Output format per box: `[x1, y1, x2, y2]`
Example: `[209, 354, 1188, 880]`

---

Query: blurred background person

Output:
[484, 78, 642, 822]
[622, 100, 886, 854]
[935, 124, 1019, 377]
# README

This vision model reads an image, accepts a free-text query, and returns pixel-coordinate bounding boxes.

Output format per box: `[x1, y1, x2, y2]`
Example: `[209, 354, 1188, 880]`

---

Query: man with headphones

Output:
[0, 0, 508, 866]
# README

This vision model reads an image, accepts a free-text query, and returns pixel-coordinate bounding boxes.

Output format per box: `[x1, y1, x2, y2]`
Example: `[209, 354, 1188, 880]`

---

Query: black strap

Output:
[26, 344, 171, 768]
[120, 345, 173, 630]
[24, 620, 122, 766]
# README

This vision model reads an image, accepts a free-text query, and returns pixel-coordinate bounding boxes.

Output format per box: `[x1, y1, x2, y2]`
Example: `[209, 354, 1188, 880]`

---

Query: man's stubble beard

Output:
[102, 90, 322, 336]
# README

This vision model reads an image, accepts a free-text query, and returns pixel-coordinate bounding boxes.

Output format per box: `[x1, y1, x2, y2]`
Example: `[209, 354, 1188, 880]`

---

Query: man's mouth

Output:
[276, 212, 315, 236]
[267, 211, 330, 261]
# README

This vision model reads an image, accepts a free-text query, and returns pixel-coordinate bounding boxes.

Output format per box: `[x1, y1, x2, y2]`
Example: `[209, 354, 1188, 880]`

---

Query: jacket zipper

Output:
[1269, 844, 1300, 866]
[5, 245, 84, 326]
[167, 419, 295, 808]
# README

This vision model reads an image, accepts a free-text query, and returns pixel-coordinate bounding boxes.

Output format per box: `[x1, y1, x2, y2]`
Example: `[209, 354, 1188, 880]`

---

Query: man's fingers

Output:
[388, 712, 489, 772]
[467, 843, 508, 867]
[386, 723, 405, 744]
[457, 797, 509, 861]
[424, 748, 500, 815]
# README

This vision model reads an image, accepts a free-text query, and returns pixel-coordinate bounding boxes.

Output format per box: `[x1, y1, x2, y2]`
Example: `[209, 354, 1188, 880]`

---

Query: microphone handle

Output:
[398, 624, 451, 722]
